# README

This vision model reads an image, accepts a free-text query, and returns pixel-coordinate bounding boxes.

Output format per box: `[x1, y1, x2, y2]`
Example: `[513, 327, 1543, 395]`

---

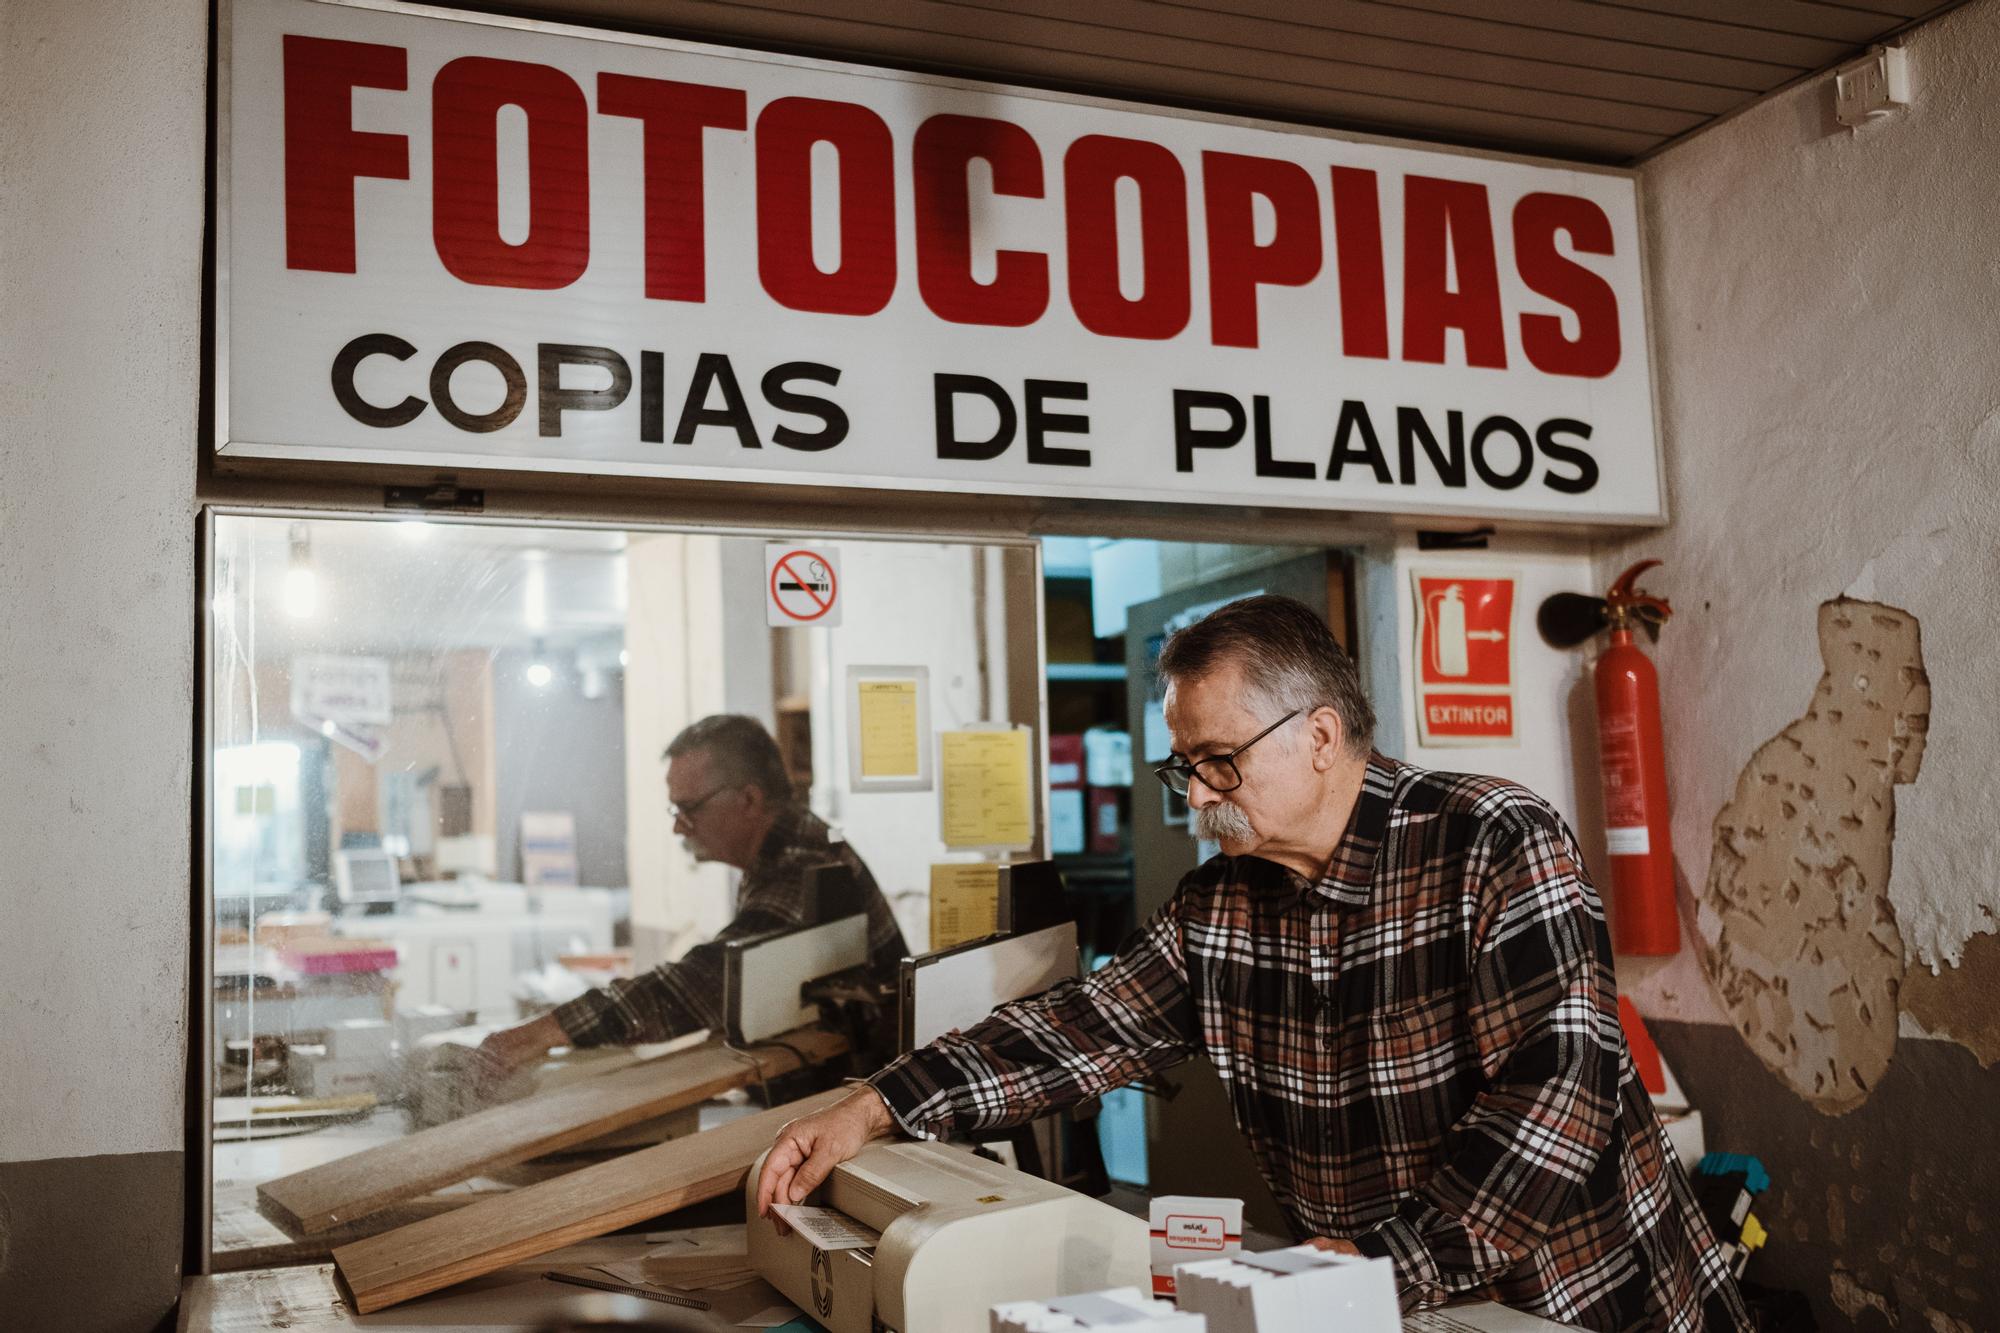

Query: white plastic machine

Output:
[746, 1139, 1149, 1333]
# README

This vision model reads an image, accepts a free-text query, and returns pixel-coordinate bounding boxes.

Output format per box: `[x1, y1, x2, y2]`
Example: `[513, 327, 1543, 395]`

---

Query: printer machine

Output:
[746, 1138, 1149, 1333]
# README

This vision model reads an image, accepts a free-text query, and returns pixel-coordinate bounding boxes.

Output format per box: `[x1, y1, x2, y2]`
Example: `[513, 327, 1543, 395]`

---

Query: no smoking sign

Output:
[765, 544, 842, 627]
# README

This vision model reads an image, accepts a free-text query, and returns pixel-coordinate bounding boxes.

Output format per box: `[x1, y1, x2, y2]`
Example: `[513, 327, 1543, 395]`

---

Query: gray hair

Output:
[664, 714, 794, 802]
[1155, 594, 1375, 757]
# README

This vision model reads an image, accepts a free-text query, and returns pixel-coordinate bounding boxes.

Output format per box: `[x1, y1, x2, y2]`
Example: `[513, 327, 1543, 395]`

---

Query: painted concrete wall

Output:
[1619, 3, 2000, 1324]
[0, 0, 207, 1323]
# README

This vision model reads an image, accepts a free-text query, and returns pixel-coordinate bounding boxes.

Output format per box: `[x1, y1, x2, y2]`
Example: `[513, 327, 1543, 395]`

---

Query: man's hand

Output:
[469, 1013, 568, 1096]
[755, 1086, 897, 1220]
[1303, 1237, 1363, 1256]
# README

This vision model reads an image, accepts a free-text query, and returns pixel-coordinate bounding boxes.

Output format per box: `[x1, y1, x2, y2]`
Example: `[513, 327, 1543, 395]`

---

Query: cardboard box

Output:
[1149, 1195, 1243, 1299]
[254, 911, 333, 951]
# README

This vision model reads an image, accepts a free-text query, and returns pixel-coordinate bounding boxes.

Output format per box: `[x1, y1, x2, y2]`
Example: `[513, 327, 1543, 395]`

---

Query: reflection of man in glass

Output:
[475, 714, 906, 1080]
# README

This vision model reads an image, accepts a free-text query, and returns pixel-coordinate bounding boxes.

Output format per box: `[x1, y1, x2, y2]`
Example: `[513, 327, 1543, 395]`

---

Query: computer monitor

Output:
[333, 848, 401, 909]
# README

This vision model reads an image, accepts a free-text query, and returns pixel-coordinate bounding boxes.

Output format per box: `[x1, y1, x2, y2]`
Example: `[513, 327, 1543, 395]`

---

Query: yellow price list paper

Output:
[929, 863, 1001, 950]
[939, 728, 1034, 850]
[856, 678, 922, 778]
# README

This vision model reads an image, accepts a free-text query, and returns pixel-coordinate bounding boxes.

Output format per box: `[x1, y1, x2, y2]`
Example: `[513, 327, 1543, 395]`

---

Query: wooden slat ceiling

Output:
[462, 0, 1964, 163]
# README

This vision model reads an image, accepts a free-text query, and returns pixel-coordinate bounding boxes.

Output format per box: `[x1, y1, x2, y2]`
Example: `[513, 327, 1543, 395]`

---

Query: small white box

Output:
[290, 1048, 378, 1100]
[1149, 1195, 1242, 1299]
[1662, 1108, 1705, 1171]
[1175, 1247, 1398, 1333]
[324, 1018, 393, 1066]
[992, 1286, 1204, 1332]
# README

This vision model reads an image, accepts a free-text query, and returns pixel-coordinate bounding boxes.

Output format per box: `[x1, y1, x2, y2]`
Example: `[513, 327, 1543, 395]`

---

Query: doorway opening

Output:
[1038, 536, 1357, 1222]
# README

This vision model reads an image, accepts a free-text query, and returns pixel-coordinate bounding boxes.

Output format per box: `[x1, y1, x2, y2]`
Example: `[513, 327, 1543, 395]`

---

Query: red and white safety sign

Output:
[1412, 570, 1516, 745]
[766, 544, 841, 627]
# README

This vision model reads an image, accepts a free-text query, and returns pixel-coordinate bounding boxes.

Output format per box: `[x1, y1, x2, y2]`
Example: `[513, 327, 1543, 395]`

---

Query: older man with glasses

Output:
[475, 713, 905, 1081]
[754, 595, 1747, 1333]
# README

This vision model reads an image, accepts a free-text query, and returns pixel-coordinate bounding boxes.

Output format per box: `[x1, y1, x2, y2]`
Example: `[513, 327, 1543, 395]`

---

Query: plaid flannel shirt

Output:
[554, 805, 906, 1046]
[871, 753, 1748, 1333]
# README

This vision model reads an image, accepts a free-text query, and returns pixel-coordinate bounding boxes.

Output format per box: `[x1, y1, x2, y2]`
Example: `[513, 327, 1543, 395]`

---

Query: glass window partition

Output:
[202, 512, 1042, 1266]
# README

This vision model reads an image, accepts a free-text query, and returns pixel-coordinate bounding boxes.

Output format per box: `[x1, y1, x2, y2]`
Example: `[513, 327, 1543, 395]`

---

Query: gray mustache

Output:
[1191, 801, 1253, 843]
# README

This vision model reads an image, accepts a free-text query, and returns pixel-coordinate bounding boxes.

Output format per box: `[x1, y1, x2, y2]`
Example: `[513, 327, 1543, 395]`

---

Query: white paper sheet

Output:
[770, 1203, 881, 1250]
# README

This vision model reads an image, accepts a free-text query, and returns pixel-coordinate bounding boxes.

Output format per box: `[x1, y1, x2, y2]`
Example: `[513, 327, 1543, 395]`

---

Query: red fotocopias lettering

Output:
[277, 46, 1627, 387]
[283, 35, 410, 273]
[1201, 152, 1322, 349]
[1063, 135, 1189, 340]
[1329, 166, 1388, 360]
[1402, 175, 1506, 369]
[1513, 192, 1621, 378]
[432, 57, 591, 289]
[756, 97, 897, 316]
[913, 114, 1048, 327]
[596, 75, 747, 302]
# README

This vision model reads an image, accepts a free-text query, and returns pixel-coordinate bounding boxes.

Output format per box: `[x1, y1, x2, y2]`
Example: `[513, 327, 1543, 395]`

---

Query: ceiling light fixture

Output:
[523, 553, 549, 633]
[283, 523, 317, 620]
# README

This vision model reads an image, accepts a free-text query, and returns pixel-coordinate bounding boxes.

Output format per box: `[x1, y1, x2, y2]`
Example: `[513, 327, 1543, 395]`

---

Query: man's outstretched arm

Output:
[756, 891, 1202, 1214]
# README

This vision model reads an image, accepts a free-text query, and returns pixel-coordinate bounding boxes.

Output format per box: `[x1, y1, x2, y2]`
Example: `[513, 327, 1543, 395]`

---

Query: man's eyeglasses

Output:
[669, 786, 735, 823]
[1152, 710, 1300, 797]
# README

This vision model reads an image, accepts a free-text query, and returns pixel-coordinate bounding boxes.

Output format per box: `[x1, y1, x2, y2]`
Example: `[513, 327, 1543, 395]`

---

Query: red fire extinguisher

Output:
[1539, 560, 1678, 955]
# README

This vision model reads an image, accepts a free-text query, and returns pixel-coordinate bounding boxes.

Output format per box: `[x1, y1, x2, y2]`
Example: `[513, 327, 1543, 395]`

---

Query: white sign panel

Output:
[222, 0, 1661, 524]
[291, 653, 393, 725]
[764, 543, 840, 626]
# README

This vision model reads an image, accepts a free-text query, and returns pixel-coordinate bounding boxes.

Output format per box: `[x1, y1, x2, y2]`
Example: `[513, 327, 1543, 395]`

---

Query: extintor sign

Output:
[1413, 570, 1517, 745]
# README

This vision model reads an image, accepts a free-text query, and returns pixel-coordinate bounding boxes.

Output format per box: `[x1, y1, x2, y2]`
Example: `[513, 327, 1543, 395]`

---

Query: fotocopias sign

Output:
[220, 0, 1663, 524]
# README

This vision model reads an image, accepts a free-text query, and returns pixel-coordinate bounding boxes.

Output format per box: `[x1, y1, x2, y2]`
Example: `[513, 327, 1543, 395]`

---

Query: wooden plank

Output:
[213, 1188, 504, 1273]
[333, 1086, 847, 1313]
[259, 1026, 846, 1235]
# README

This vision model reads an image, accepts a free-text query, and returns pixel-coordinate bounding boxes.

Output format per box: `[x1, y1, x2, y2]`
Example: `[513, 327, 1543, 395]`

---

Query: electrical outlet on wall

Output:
[1835, 45, 1910, 127]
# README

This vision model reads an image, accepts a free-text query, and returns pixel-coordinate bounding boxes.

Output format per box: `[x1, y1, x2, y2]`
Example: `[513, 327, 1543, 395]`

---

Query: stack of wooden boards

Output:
[252, 1027, 848, 1312]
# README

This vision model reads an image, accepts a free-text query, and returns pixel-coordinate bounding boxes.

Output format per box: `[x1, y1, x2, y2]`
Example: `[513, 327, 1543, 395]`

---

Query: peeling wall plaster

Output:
[1903, 926, 2000, 1068]
[1624, 0, 2000, 1072]
[1697, 599, 1928, 1112]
